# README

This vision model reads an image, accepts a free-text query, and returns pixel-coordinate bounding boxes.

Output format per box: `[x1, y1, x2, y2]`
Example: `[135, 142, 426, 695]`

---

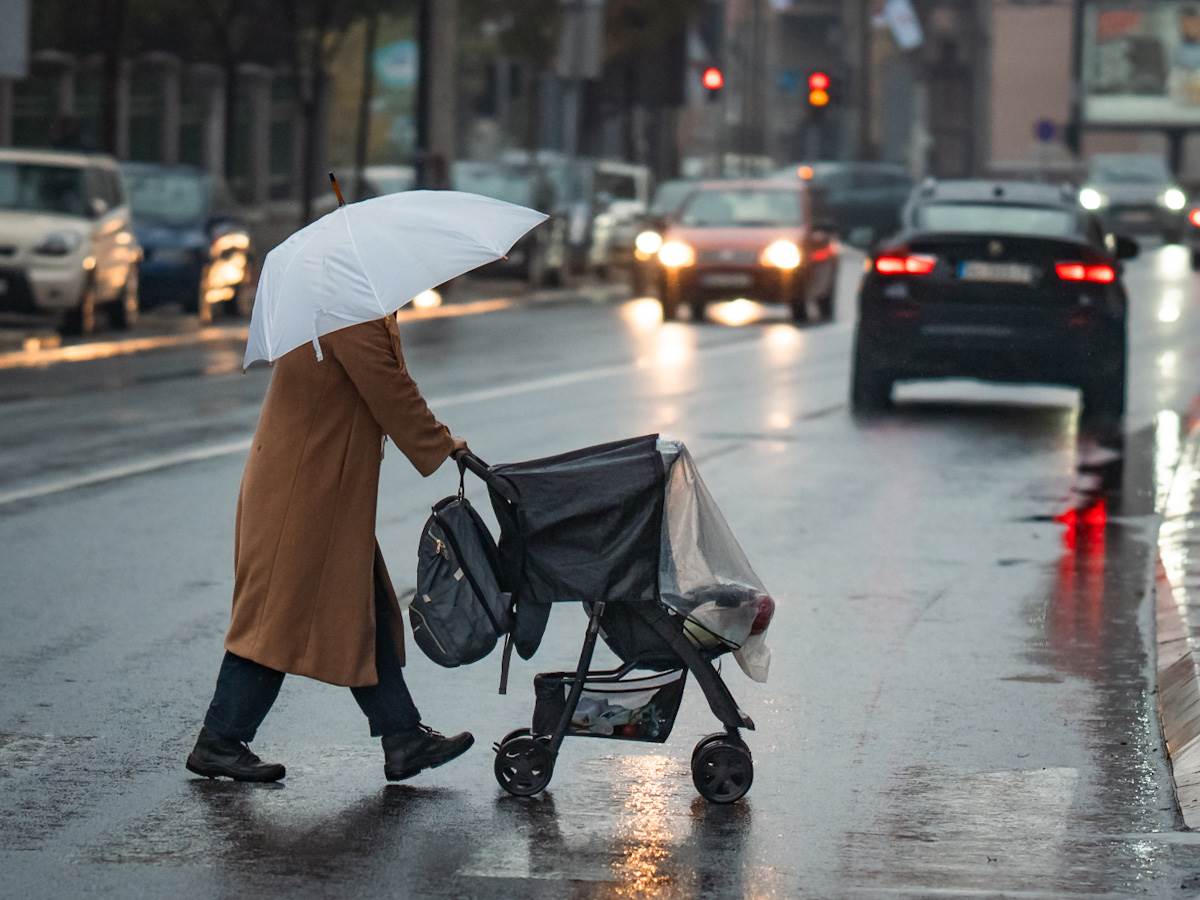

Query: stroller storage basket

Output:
[534, 666, 687, 743]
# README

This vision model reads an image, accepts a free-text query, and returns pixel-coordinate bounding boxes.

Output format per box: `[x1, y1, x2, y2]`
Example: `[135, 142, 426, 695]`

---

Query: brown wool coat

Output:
[225, 315, 454, 687]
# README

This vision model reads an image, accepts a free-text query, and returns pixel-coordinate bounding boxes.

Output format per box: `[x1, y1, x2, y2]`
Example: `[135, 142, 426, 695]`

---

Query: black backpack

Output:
[412, 494, 511, 668]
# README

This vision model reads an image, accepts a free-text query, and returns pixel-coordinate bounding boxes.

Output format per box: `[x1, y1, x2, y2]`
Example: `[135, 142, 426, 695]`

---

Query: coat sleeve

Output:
[327, 318, 455, 476]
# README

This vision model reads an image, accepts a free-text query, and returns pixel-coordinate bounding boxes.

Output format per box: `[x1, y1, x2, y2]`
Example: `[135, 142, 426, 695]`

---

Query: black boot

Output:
[383, 724, 474, 781]
[186, 726, 286, 783]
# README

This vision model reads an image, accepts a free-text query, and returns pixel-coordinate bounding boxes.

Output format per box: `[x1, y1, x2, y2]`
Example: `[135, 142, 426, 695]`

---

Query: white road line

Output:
[0, 337, 761, 508]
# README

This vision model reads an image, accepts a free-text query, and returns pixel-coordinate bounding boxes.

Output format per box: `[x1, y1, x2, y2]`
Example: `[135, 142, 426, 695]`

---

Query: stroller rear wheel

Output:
[494, 734, 555, 797]
[692, 736, 753, 804]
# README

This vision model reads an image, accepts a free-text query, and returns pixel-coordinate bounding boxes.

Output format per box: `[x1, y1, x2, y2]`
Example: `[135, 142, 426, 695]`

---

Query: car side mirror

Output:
[1114, 234, 1139, 260]
[90, 197, 109, 219]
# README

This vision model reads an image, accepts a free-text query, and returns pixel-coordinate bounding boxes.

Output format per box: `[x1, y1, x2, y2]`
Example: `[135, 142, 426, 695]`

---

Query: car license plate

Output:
[699, 272, 753, 289]
[1119, 210, 1153, 223]
[958, 261, 1034, 284]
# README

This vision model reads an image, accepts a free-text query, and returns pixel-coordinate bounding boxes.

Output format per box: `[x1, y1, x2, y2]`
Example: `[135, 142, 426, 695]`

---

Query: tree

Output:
[195, 0, 273, 180]
[278, 0, 372, 224]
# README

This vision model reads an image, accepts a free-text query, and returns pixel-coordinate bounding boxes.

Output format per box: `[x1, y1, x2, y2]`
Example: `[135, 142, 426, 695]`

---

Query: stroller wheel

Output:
[692, 738, 753, 804]
[692, 732, 743, 764]
[494, 734, 554, 797]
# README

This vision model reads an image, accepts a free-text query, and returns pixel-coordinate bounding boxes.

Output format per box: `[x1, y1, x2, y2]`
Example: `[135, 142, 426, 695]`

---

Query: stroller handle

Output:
[455, 449, 519, 504]
[455, 449, 491, 480]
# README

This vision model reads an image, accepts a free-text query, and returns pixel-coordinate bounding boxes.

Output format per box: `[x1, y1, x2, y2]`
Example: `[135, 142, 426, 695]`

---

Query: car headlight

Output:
[1078, 187, 1106, 211]
[32, 230, 83, 256]
[657, 240, 695, 268]
[1162, 187, 1187, 211]
[759, 239, 802, 270]
[634, 230, 663, 259]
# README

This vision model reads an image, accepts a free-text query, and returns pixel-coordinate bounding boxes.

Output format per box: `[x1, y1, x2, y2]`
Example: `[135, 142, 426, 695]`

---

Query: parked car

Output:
[585, 160, 653, 273]
[1077, 152, 1187, 243]
[613, 178, 698, 294]
[121, 163, 256, 323]
[450, 160, 570, 286]
[771, 161, 913, 247]
[0, 148, 141, 334]
[851, 179, 1135, 419]
[652, 179, 839, 322]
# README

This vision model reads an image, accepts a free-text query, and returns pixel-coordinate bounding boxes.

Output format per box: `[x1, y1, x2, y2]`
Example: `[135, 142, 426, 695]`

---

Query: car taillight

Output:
[1055, 262, 1115, 284]
[874, 254, 936, 275]
[1189, 209, 1200, 228]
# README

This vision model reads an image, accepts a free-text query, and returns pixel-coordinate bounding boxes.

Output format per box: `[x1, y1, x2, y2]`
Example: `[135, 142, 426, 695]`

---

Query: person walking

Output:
[186, 313, 472, 783]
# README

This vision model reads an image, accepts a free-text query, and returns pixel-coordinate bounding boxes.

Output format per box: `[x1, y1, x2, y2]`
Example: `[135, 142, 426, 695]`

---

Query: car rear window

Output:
[914, 203, 1078, 239]
[0, 162, 88, 216]
[679, 189, 803, 227]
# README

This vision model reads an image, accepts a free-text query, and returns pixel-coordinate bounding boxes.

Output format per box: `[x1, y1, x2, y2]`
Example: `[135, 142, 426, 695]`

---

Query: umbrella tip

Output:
[329, 171, 346, 208]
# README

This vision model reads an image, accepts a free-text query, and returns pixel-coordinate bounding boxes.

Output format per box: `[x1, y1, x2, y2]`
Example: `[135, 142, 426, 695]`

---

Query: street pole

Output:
[856, 0, 872, 160]
[415, 0, 457, 189]
[1066, 0, 1084, 159]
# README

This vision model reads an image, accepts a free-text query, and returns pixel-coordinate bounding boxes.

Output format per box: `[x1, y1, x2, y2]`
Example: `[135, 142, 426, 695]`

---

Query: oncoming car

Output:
[851, 180, 1136, 420]
[653, 180, 838, 322]
[0, 148, 141, 334]
[1077, 153, 1187, 243]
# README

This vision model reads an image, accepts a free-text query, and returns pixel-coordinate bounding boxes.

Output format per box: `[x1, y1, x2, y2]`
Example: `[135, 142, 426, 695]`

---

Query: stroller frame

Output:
[458, 451, 759, 804]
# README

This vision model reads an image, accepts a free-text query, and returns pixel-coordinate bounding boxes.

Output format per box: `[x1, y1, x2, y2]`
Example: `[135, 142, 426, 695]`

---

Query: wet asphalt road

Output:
[3, 247, 1200, 898]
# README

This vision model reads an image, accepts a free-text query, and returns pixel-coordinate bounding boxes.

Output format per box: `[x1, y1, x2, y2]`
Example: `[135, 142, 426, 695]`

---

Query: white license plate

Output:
[699, 272, 753, 289]
[958, 261, 1035, 284]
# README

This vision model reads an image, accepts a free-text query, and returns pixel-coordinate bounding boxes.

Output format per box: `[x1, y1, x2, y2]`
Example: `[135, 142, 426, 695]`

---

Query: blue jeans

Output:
[203, 584, 421, 742]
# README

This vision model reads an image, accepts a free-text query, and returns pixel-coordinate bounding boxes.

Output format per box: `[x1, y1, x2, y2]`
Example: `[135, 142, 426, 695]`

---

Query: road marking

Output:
[0, 336, 762, 508]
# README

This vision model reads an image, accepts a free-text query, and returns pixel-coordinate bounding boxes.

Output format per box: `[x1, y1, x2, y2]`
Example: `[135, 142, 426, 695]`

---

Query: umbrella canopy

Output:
[244, 190, 548, 368]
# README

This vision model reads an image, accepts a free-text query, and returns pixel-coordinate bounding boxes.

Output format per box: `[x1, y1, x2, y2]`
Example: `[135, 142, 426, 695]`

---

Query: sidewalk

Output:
[1156, 420, 1200, 828]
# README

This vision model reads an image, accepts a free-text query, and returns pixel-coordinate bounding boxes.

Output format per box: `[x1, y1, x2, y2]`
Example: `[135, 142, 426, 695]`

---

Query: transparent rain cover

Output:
[658, 440, 773, 682]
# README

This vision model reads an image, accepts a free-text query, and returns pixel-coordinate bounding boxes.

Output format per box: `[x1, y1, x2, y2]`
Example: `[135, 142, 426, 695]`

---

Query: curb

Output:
[0, 281, 628, 372]
[1156, 425, 1200, 828]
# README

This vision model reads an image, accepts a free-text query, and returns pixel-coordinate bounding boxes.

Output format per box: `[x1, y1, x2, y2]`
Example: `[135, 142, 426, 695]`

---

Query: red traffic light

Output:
[808, 71, 830, 91]
[702, 67, 724, 91]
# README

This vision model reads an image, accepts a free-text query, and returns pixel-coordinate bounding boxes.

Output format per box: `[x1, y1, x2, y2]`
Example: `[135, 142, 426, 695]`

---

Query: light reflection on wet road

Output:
[2, 247, 1200, 896]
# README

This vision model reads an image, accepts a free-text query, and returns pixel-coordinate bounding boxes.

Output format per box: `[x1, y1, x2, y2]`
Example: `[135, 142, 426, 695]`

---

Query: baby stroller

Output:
[458, 435, 775, 804]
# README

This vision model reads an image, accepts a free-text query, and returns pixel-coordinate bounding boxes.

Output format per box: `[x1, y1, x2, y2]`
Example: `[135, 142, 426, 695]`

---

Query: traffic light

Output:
[807, 71, 831, 108]
[702, 66, 724, 102]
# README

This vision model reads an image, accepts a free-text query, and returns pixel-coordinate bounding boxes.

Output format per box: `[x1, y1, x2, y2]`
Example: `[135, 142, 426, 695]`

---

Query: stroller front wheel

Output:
[692, 737, 753, 804]
[494, 734, 555, 797]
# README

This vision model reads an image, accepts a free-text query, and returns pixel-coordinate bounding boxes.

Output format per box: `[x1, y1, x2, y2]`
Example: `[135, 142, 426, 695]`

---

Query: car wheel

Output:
[816, 285, 835, 322]
[526, 242, 547, 288]
[1192, 249, 1200, 272]
[851, 340, 894, 412]
[60, 278, 98, 336]
[1079, 331, 1126, 424]
[660, 287, 680, 321]
[108, 267, 139, 330]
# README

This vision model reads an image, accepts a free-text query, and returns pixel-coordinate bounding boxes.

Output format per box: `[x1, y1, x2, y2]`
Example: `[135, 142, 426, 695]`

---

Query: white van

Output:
[0, 149, 142, 334]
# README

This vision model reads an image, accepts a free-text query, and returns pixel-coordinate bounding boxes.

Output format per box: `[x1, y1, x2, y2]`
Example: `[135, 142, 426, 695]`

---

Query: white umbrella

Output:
[244, 190, 548, 368]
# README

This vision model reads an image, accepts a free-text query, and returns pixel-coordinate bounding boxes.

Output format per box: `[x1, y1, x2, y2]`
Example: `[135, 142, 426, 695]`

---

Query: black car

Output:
[851, 180, 1137, 419]
[772, 161, 913, 247]
[121, 163, 256, 322]
[1078, 153, 1188, 243]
